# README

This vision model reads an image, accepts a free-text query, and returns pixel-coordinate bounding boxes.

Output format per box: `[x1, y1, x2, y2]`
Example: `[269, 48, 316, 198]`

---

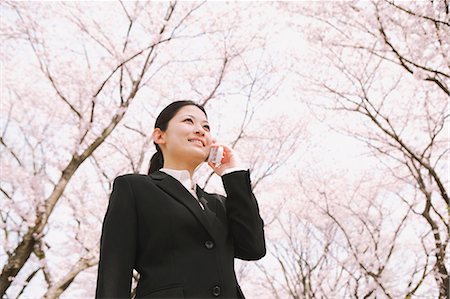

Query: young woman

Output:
[96, 101, 266, 298]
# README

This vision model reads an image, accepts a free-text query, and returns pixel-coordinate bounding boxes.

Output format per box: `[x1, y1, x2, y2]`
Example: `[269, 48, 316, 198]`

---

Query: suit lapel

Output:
[150, 171, 215, 237]
[196, 186, 218, 228]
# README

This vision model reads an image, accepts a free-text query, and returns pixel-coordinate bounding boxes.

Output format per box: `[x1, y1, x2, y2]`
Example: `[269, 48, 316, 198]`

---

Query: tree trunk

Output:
[0, 108, 127, 296]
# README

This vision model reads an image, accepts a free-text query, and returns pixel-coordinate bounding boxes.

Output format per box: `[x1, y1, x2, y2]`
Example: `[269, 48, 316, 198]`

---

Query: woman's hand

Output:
[207, 143, 242, 176]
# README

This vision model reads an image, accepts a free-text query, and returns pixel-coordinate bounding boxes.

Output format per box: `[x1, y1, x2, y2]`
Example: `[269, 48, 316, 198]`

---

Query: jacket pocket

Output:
[140, 285, 185, 298]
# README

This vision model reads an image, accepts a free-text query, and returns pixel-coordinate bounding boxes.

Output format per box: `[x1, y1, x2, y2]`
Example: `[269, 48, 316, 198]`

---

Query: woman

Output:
[96, 101, 265, 298]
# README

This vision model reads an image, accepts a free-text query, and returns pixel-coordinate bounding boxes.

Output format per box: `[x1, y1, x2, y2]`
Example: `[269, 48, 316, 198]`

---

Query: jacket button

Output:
[212, 285, 221, 297]
[205, 240, 214, 249]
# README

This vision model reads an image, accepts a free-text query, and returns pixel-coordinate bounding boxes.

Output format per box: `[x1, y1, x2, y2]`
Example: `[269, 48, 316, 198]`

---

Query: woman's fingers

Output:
[206, 142, 244, 176]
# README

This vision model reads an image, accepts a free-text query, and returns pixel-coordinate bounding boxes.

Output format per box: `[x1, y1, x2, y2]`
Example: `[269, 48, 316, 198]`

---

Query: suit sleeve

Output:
[222, 170, 266, 260]
[96, 176, 137, 298]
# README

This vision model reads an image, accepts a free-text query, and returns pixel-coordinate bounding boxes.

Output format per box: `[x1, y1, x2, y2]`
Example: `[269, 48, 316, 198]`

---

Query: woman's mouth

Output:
[188, 138, 205, 147]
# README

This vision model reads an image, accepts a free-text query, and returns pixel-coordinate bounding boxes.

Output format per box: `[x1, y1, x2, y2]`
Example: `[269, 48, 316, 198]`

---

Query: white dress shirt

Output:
[159, 166, 247, 210]
[160, 168, 199, 199]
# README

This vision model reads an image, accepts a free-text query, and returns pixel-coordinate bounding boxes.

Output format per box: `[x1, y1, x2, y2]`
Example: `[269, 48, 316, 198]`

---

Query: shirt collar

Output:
[159, 168, 198, 191]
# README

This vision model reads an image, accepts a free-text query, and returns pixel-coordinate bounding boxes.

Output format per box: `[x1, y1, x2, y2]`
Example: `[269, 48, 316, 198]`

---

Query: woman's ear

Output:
[152, 128, 165, 145]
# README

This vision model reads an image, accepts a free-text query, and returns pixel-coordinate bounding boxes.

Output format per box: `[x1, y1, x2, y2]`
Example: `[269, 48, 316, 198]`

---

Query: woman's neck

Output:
[162, 160, 200, 178]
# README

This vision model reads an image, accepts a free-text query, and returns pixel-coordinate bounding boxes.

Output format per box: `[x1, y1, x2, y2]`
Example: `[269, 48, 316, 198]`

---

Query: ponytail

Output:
[148, 146, 164, 175]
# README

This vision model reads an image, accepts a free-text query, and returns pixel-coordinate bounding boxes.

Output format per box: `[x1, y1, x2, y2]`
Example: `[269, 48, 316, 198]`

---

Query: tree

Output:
[0, 1, 189, 295]
[286, 0, 449, 297]
[1, 1, 294, 297]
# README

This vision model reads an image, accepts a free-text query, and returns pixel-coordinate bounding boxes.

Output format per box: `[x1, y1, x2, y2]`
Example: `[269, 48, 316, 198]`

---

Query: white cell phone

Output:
[207, 146, 224, 164]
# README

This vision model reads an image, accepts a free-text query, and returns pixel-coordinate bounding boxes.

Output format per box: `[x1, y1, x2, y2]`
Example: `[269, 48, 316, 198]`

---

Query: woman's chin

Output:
[185, 149, 208, 164]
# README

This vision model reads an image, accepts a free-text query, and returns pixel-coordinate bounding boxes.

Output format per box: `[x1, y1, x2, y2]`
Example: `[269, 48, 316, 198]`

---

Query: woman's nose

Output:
[195, 129, 205, 136]
[194, 125, 205, 136]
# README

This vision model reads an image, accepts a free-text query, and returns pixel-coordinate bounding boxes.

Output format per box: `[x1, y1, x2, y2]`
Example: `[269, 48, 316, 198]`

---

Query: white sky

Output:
[1, 1, 447, 298]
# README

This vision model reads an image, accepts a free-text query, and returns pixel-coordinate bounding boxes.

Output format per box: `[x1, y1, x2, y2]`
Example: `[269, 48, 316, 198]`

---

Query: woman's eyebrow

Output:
[183, 114, 209, 123]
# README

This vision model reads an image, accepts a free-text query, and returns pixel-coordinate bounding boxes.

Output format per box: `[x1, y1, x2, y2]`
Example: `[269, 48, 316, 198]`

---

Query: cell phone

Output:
[207, 146, 224, 165]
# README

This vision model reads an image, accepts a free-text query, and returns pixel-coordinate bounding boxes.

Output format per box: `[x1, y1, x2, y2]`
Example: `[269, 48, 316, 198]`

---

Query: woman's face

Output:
[156, 105, 212, 166]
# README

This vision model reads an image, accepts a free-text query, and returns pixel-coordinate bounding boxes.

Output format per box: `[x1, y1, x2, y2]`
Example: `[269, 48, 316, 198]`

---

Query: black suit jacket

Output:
[96, 170, 265, 298]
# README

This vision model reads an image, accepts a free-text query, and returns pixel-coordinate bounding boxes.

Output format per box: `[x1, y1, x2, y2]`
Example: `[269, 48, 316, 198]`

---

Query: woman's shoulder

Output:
[114, 173, 148, 180]
[112, 173, 154, 185]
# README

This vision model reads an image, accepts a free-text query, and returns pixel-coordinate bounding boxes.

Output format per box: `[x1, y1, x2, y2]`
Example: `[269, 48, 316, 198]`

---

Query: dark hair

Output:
[148, 100, 207, 174]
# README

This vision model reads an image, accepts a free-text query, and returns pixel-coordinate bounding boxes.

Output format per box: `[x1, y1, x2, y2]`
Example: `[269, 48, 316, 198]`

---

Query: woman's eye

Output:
[203, 125, 210, 131]
[183, 118, 193, 123]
